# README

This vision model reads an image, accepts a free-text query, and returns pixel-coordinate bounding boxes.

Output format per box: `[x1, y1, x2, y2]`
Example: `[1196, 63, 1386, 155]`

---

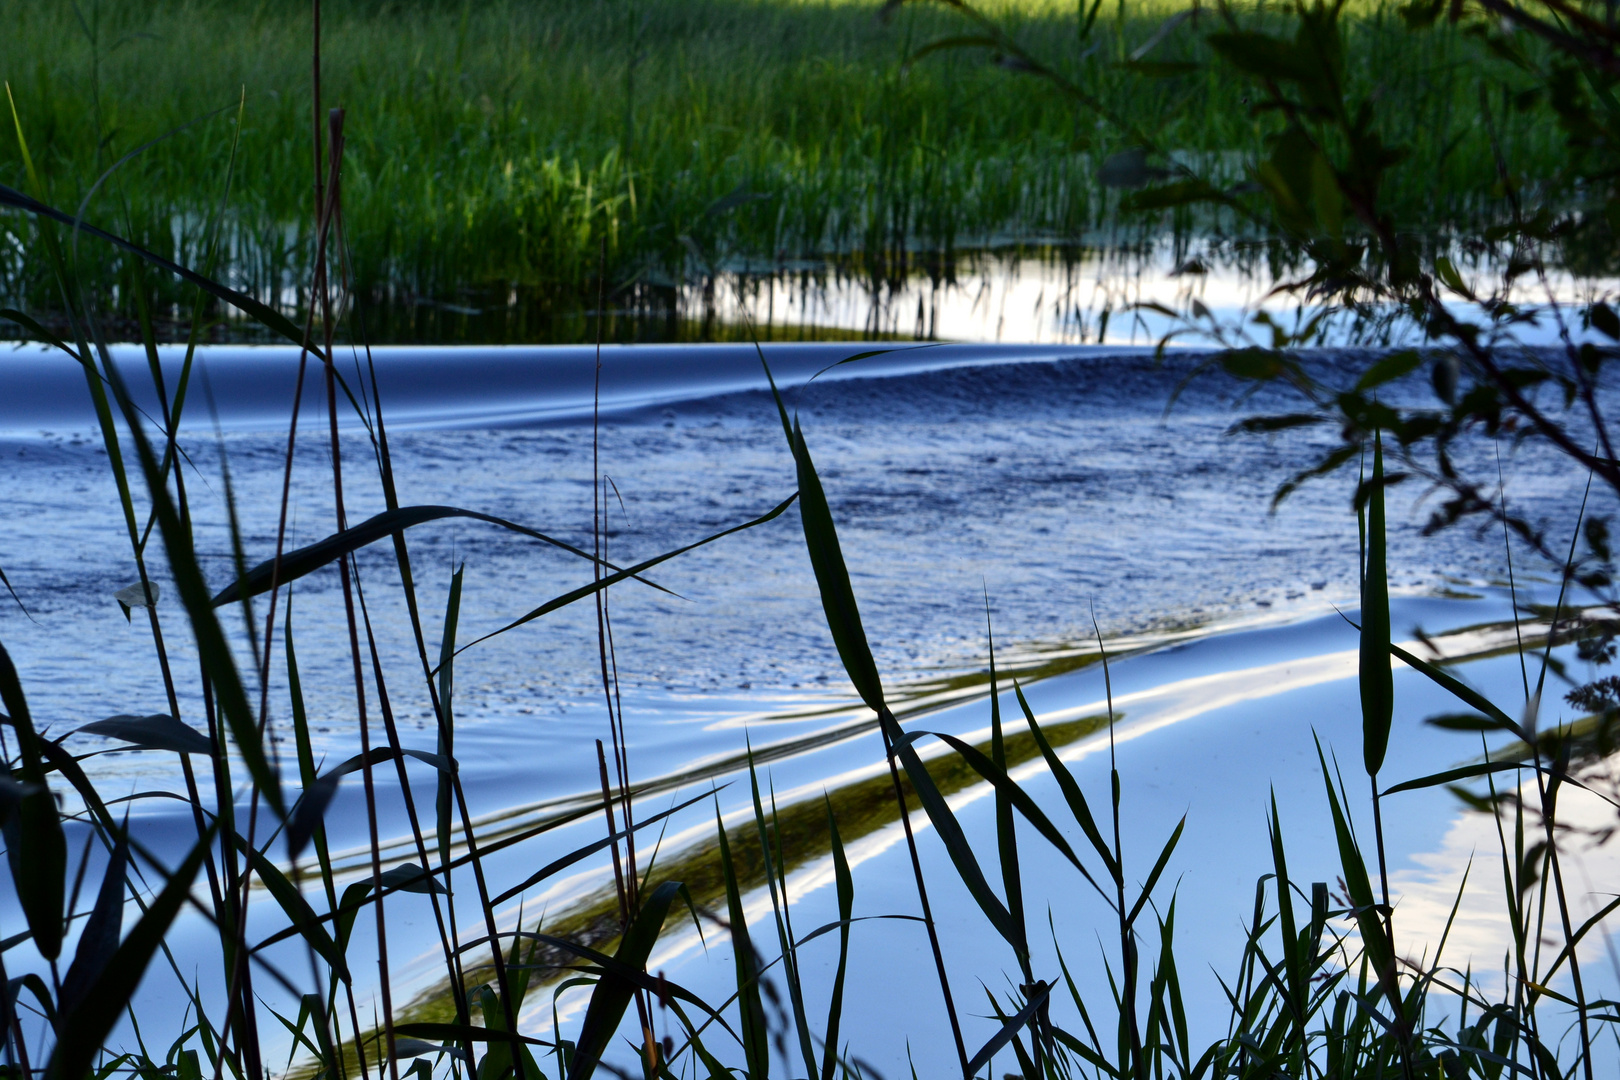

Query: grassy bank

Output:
[0, 0, 1562, 339]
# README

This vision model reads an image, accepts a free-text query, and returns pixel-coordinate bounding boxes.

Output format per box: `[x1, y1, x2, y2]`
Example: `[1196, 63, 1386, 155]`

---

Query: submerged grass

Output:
[0, 0, 1571, 339]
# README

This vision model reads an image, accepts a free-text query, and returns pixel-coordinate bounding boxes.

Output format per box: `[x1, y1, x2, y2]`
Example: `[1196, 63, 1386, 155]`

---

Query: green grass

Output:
[0, 0, 1565, 339]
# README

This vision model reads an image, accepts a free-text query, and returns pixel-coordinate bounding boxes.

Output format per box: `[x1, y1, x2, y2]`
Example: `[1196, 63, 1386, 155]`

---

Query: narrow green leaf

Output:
[791, 419, 885, 712]
[965, 982, 1053, 1077]
[47, 824, 214, 1080]
[454, 495, 797, 660]
[714, 812, 769, 1080]
[1126, 816, 1185, 928]
[1361, 433, 1393, 777]
[436, 565, 464, 870]
[818, 797, 855, 1080]
[1013, 681, 1120, 885]
[227, 832, 349, 981]
[0, 642, 65, 960]
[567, 879, 683, 1080]
[58, 832, 128, 1017]
[211, 506, 657, 606]
[879, 709, 1017, 946]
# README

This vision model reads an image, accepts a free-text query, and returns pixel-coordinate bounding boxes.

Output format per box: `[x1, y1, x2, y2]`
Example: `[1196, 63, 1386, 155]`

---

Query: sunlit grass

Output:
[0, 0, 1563, 335]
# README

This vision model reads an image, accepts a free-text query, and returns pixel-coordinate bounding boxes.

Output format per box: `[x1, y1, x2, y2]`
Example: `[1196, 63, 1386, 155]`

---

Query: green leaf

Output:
[1383, 760, 1539, 796]
[452, 495, 796, 660]
[1354, 352, 1422, 392]
[713, 814, 770, 1080]
[928, 730, 1092, 883]
[212, 506, 653, 606]
[1315, 740, 1399, 1011]
[791, 419, 885, 712]
[567, 878, 684, 1080]
[1590, 302, 1620, 340]
[820, 797, 854, 1080]
[965, 981, 1052, 1077]
[1013, 682, 1119, 885]
[47, 825, 214, 1080]
[1207, 31, 1321, 84]
[0, 642, 65, 960]
[1123, 179, 1229, 211]
[436, 565, 464, 870]
[1222, 347, 1293, 381]
[228, 832, 349, 981]
[880, 709, 1017, 946]
[1126, 816, 1185, 928]
[58, 833, 128, 1017]
[1361, 434, 1393, 777]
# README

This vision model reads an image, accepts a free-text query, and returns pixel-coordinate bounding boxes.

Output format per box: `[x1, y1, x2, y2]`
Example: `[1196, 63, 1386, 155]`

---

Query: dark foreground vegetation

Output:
[1, 1, 1619, 1080]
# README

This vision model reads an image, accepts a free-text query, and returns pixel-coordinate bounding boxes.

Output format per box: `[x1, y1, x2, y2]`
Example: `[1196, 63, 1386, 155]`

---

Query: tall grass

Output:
[0, 0, 1569, 339]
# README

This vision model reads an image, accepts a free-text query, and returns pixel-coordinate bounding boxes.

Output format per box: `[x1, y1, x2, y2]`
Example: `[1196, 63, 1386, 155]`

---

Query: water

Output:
[0, 337, 1613, 1077]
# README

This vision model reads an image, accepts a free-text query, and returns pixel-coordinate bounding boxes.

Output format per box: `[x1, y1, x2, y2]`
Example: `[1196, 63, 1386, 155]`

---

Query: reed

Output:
[0, 0, 1572, 339]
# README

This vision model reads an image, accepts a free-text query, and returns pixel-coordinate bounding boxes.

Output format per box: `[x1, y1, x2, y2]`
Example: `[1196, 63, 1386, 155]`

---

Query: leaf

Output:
[436, 565, 464, 870]
[47, 825, 214, 1080]
[491, 787, 716, 905]
[1389, 644, 1522, 736]
[1014, 682, 1119, 885]
[112, 582, 159, 610]
[1228, 413, 1326, 435]
[1383, 760, 1539, 796]
[927, 730, 1093, 882]
[212, 505, 654, 606]
[1423, 712, 1518, 733]
[287, 747, 453, 859]
[0, 774, 37, 829]
[453, 495, 797, 660]
[375, 863, 447, 896]
[1207, 31, 1321, 84]
[1434, 256, 1472, 298]
[1354, 352, 1422, 392]
[820, 798, 854, 1080]
[394, 1024, 550, 1050]
[1315, 740, 1398, 1011]
[76, 714, 212, 756]
[567, 880, 684, 1080]
[1126, 816, 1185, 928]
[879, 709, 1017, 946]
[790, 419, 885, 712]
[1221, 347, 1290, 381]
[714, 815, 770, 1080]
[965, 981, 1053, 1077]
[1590, 302, 1620, 340]
[1123, 178, 1231, 211]
[228, 832, 349, 981]
[0, 642, 65, 960]
[58, 832, 128, 1017]
[1361, 433, 1393, 777]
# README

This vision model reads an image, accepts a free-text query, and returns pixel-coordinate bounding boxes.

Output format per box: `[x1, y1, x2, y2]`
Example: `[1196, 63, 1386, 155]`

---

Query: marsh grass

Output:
[0, 0, 1571, 340]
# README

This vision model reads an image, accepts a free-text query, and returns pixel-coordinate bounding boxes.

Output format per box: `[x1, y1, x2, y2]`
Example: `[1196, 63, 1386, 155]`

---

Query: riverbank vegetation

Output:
[0, 0, 1575, 339]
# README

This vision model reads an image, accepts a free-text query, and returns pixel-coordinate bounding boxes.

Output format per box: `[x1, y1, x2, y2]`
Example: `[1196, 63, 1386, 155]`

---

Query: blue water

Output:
[0, 340, 1611, 1078]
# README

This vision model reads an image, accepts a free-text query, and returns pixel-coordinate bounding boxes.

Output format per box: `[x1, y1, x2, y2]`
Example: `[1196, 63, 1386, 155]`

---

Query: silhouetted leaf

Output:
[77, 714, 212, 756]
